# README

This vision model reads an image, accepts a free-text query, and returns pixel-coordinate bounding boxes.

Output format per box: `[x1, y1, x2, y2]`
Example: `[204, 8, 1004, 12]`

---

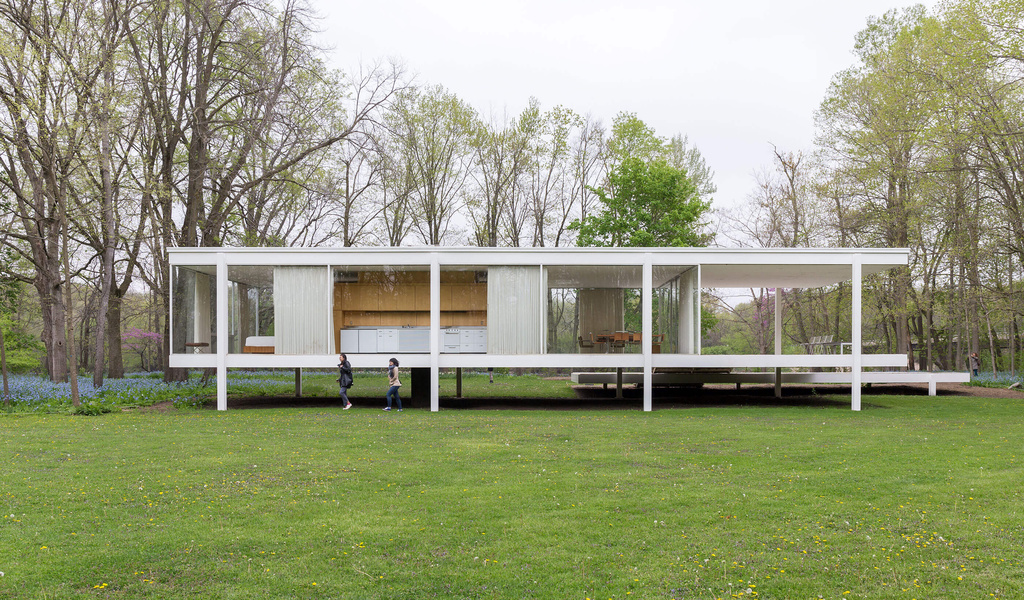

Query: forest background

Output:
[2, 0, 1023, 391]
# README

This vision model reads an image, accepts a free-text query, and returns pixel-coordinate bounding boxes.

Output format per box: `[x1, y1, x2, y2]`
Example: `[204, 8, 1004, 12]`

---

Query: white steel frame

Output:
[168, 246, 917, 412]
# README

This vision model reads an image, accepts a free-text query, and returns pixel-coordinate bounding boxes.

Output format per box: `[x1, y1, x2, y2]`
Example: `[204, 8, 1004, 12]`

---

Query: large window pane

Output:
[172, 265, 217, 354]
[229, 265, 274, 354]
[333, 265, 435, 354]
[653, 266, 700, 354]
[546, 265, 640, 354]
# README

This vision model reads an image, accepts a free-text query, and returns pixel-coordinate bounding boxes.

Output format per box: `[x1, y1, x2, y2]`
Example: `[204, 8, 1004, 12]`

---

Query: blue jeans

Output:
[386, 386, 402, 409]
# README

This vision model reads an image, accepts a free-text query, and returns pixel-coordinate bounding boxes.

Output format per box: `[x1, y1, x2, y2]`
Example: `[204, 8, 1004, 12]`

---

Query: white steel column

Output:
[430, 257, 440, 412]
[216, 254, 228, 411]
[539, 265, 547, 354]
[775, 288, 782, 399]
[852, 255, 863, 411]
[643, 258, 653, 411]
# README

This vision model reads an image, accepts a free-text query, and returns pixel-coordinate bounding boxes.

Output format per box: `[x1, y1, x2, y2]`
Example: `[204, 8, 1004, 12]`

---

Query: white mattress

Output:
[244, 336, 275, 347]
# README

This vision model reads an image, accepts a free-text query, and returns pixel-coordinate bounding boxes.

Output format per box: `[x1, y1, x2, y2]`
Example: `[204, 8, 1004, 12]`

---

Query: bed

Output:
[243, 336, 275, 354]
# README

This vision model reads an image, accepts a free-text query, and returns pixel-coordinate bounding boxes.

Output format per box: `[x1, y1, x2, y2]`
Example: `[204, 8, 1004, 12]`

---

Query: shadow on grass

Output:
[216, 383, 966, 411]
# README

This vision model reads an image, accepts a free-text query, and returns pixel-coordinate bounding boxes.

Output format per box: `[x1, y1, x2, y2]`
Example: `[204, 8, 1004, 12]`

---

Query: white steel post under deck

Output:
[775, 288, 782, 399]
[643, 258, 653, 411]
[852, 255, 863, 411]
[430, 257, 441, 412]
[216, 254, 228, 411]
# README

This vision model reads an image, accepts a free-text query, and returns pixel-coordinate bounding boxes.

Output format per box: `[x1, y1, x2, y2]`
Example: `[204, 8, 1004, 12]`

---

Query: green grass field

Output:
[2, 392, 1022, 599]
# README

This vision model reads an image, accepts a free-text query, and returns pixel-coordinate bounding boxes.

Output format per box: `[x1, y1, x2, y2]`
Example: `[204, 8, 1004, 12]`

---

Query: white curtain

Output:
[487, 266, 543, 354]
[579, 289, 624, 339]
[680, 267, 700, 354]
[274, 267, 330, 354]
[194, 272, 211, 347]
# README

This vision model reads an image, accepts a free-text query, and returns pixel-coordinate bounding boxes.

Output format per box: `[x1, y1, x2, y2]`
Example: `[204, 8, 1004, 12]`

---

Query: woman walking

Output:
[384, 357, 402, 411]
[338, 353, 354, 409]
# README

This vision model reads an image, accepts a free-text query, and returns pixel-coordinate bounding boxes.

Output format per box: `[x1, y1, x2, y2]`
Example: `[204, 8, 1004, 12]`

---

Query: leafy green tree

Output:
[571, 157, 712, 248]
[606, 112, 664, 167]
[667, 134, 717, 202]
[816, 6, 936, 368]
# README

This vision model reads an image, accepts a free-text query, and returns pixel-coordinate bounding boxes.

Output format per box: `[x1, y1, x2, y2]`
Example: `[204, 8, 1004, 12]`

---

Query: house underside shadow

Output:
[210, 383, 966, 411]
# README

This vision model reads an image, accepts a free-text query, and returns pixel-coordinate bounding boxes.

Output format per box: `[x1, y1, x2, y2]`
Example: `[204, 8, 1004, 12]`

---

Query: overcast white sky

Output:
[312, 0, 937, 216]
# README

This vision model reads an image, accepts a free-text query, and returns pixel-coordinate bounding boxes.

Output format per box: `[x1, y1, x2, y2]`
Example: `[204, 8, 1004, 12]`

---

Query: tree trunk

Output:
[36, 277, 69, 383]
[1, 321, 9, 407]
[60, 186, 79, 406]
[986, 312, 997, 376]
[1010, 264, 1016, 378]
[106, 290, 125, 379]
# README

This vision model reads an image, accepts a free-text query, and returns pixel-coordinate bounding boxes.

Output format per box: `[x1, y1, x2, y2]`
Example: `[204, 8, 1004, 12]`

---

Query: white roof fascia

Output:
[167, 247, 909, 289]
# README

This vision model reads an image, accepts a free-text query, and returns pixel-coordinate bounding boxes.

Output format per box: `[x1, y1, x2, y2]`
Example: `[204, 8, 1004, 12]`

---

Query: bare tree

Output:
[388, 85, 476, 245]
[0, 0, 104, 382]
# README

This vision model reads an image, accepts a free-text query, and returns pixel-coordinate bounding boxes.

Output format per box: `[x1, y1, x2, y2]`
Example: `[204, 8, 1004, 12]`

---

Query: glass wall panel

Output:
[545, 265, 641, 354]
[653, 266, 699, 354]
[332, 265, 434, 354]
[229, 265, 274, 354]
[228, 264, 332, 355]
[440, 265, 490, 353]
[171, 265, 217, 354]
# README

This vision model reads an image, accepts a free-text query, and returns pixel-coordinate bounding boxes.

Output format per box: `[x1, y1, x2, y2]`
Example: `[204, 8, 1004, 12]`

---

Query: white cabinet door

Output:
[460, 329, 487, 353]
[398, 328, 429, 352]
[377, 328, 399, 353]
[358, 329, 377, 353]
[341, 329, 360, 353]
[443, 330, 461, 353]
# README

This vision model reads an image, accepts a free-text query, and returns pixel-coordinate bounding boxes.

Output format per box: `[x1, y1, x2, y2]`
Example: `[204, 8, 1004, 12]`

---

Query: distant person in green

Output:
[337, 353, 353, 409]
[384, 357, 402, 412]
[969, 352, 981, 378]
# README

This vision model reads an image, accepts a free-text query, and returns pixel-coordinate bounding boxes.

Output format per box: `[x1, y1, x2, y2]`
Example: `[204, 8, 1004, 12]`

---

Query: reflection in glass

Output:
[172, 266, 216, 354]
[228, 266, 274, 354]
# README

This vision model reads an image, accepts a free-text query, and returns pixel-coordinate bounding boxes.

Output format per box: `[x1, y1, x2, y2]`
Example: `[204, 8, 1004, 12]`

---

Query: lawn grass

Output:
[2, 393, 1023, 599]
[283, 370, 580, 401]
[0, 370, 578, 415]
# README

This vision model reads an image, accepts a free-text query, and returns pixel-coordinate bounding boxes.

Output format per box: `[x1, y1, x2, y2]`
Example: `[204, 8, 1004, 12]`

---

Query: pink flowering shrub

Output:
[121, 328, 162, 372]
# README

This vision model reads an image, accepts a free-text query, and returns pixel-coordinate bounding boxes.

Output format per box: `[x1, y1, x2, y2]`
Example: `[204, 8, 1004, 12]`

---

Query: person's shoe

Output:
[344, 404, 351, 410]
[383, 407, 391, 411]
[397, 409, 403, 412]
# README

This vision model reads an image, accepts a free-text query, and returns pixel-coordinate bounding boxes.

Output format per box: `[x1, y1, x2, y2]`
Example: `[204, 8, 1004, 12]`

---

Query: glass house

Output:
[169, 246, 963, 411]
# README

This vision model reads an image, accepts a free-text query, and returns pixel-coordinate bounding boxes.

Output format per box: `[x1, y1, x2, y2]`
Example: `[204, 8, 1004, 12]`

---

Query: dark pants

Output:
[386, 385, 402, 409]
[340, 386, 351, 407]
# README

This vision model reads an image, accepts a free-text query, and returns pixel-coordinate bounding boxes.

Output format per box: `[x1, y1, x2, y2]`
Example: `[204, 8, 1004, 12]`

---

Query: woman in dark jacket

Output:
[338, 353, 353, 409]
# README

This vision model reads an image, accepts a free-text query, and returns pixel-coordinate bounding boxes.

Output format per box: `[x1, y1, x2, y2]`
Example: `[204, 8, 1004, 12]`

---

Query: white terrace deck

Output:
[572, 352, 970, 397]
[573, 366, 970, 397]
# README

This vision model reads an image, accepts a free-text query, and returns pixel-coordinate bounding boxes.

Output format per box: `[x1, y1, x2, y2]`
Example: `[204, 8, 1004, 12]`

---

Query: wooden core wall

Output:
[332, 271, 487, 352]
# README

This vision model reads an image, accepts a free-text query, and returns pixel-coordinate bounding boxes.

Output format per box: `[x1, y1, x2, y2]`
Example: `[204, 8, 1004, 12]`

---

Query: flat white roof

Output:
[168, 247, 908, 289]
